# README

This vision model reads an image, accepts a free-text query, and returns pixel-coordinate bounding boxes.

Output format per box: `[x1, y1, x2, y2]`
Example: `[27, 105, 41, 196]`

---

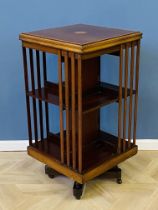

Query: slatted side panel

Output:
[57, 51, 83, 172]
[117, 40, 141, 154]
[22, 47, 52, 152]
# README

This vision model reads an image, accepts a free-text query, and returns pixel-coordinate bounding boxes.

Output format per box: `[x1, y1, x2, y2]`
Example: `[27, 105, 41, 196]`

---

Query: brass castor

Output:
[45, 165, 59, 179]
[115, 166, 122, 184]
[103, 165, 122, 184]
[73, 182, 84, 200]
[117, 178, 122, 184]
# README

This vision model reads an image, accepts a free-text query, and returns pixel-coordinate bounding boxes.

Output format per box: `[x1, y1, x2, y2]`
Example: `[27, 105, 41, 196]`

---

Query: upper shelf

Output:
[27, 81, 135, 114]
[19, 24, 142, 53]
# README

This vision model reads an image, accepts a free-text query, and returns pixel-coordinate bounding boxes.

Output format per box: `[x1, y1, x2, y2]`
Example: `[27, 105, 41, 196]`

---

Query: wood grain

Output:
[19, 24, 142, 53]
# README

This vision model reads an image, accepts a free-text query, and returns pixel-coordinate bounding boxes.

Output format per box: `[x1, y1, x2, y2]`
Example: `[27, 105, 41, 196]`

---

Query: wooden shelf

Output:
[82, 82, 136, 113]
[31, 130, 134, 172]
[27, 82, 136, 113]
[27, 82, 60, 105]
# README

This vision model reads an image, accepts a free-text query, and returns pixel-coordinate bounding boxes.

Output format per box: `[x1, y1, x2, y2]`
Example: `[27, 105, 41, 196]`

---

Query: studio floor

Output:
[0, 151, 157, 210]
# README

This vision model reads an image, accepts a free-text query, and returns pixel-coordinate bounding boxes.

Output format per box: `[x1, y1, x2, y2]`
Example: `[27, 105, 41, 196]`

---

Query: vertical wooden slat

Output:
[123, 44, 129, 152]
[29, 49, 38, 148]
[43, 52, 49, 137]
[64, 51, 70, 166]
[133, 40, 141, 145]
[71, 52, 77, 170]
[78, 54, 83, 173]
[22, 47, 32, 146]
[36, 50, 44, 149]
[128, 42, 135, 147]
[58, 50, 64, 163]
[118, 45, 123, 154]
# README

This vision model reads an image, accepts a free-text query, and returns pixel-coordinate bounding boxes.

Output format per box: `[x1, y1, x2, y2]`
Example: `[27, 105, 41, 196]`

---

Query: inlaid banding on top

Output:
[74, 31, 87, 34]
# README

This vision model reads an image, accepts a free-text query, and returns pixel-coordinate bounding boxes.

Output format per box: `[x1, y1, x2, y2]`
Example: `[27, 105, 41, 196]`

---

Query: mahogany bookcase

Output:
[19, 24, 142, 199]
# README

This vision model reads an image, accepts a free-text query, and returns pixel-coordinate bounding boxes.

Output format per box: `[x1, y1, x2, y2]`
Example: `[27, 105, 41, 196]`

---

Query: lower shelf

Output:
[30, 130, 135, 172]
[28, 142, 137, 184]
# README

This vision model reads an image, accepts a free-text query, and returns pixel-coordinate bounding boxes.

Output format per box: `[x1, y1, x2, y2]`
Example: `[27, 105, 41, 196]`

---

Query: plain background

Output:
[0, 0, 157, 140]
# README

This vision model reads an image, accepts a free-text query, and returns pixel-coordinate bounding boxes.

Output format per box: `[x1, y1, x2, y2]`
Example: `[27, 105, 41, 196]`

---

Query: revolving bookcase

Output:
[19, 24, 142, 199]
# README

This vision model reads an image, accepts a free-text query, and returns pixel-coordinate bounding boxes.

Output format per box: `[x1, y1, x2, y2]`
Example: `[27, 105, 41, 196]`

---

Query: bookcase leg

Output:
[73, 182, 85, 200]
[103, 165, 122, 184]
[115, 166, 122, 184]
[45, 165, 60, 179]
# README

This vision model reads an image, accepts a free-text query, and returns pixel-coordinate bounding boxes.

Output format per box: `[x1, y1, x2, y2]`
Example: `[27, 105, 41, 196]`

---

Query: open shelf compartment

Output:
[27, 81, 136, 113]
[30, 130, 135, 172]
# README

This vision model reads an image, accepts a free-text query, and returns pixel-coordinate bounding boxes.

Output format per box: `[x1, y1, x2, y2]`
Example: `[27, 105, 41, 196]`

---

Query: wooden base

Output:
[29, 131, 136, 171]
[27, 144, 137, 184]
[45, 164, 122, 199]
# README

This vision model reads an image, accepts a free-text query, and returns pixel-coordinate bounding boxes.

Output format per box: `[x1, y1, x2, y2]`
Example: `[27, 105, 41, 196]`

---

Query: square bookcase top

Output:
[20, 24, 142, 53]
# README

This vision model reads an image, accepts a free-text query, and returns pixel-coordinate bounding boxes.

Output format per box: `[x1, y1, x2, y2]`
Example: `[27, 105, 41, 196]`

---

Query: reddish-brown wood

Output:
[64, 51, 71, 167]
[36, 50, 44, 150]
[29, 49, 38, 148]
[20, 24, 142, 54]
[20, 25, 142, 196]
[128, 42, 135, 147]
[42, 52, 49, 137]
[133, 40, 140, 145]
[71, 52, 77, 170]
[77, 54, 83, 173]
[58, 50, 65, 163]
[123, 44, 129, 151]
[118, 45, 123, 154]
[22, 47, 32, 146]
[27, 81, 135, 113]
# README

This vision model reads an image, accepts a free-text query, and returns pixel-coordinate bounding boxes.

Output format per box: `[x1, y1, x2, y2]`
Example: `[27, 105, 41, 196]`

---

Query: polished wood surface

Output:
[20, 24, 139, 45]
[20, 24, 142, 199]
[27, 141, 137, 184]
[20, 24, 142, 53]
[118, 45, 123, 154]
[58, 50, 65, 164]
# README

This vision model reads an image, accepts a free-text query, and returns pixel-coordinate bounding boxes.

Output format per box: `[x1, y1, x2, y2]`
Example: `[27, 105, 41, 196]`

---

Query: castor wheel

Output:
[45, 165, 58, 179]
[117, 178, 122, 184]
[73, 182, 84, 200]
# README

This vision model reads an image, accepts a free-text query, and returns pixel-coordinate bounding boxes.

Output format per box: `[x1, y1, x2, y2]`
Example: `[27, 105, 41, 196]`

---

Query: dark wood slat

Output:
[43, 52, 49, 135]
[71, 52, 77, 170]
[118, 45, 123, 154]
[22, 47, 32, 146]
[128, 43, 135, 147]
[64, 51, 70, 166]
[77, 54, 83, 173]
[29, 49, 38, 148]
[123, 44, 129, 151]
[36, 51, 44, 150]
[58, 50, 64, 163]
[133, 40, 140, 145]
